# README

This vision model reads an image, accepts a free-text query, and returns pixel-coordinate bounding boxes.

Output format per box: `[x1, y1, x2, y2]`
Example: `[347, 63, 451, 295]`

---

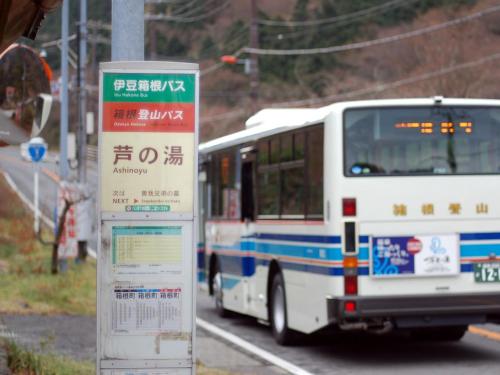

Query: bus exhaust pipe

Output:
[339, 321, 393, 334]
[339, 322, 369, 331]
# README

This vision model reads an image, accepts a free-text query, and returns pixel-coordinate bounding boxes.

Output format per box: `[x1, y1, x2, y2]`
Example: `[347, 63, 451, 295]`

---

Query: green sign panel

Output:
[103, 73, 195, 103]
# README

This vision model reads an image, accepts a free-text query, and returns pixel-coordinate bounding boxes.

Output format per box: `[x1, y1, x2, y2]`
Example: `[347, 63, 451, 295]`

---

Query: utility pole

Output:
[112, 0, 145, 61]
[249, 0, 259, 112]
[60, 0, 69, 179]
[77, 0, 89, 261]
[78, 0, 87, 184]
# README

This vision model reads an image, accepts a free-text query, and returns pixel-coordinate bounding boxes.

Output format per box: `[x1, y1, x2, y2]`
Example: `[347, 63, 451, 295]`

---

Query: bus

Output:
[198, 97, 500, 345]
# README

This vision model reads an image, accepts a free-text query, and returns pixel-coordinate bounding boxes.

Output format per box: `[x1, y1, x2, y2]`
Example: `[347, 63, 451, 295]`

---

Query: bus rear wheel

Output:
[270, 272, 296, 345]
[411, 325, 467, 342]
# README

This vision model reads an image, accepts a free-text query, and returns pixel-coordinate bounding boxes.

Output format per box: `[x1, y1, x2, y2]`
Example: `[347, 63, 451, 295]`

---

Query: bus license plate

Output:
[474, 263, 500, 283]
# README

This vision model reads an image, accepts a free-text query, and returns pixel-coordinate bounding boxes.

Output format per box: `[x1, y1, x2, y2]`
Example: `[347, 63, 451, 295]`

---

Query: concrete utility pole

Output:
[112, 0, 145, 61]
[250, 0, 259, 112]
[77, 0, 89, 261]
[59, 0, 69, 179]
[78, 0, 87, 184]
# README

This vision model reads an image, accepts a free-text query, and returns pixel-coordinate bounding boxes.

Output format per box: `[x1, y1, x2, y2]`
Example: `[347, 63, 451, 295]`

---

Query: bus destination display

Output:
[395, 121, 473, 134]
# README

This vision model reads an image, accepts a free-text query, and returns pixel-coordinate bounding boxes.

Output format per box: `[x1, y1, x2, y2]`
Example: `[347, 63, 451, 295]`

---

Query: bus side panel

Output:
[206, 221, 255, 315]
[285, 270, 340, 334]
[254, 226, 342, 334]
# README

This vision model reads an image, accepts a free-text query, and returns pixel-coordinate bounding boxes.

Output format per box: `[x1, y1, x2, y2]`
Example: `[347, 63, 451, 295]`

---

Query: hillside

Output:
[28, 0, 500, 142]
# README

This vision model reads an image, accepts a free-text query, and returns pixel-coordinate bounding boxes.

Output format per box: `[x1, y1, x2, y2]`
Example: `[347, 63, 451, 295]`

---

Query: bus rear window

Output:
[344, 106, 500, 176]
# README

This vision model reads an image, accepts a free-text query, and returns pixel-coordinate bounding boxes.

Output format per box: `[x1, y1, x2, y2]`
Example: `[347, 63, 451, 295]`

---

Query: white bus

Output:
[198, 97, 500, 345]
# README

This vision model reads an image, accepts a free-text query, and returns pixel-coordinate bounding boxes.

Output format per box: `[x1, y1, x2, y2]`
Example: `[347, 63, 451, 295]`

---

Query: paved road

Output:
[197, 291, 500, 375]
[0, 146, 98, 251]
[2, 145, 500, 374]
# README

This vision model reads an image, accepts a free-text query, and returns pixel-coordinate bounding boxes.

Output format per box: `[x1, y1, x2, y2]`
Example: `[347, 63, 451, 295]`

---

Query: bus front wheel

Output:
[212, 261, 230, 318]
[270, 272, 296, 345]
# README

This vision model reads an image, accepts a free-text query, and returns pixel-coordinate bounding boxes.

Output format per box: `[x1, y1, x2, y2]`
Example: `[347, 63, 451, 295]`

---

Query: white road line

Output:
[196, 317, 315, 375]
[1, 171, 97, 259]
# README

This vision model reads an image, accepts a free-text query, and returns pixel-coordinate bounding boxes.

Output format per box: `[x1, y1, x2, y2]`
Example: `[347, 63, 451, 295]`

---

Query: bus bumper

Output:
[327, 293, 500, 327]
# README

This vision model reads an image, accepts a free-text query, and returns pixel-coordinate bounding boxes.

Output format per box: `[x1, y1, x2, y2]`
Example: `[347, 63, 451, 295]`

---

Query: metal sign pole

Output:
[59, 0, 69, 179]
[33, 164, 39, 233]
[28, 139, 47, 234]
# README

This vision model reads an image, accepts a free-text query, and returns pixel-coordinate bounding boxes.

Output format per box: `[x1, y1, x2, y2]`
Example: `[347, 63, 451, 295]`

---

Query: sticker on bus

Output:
[371, 234, 459, 277]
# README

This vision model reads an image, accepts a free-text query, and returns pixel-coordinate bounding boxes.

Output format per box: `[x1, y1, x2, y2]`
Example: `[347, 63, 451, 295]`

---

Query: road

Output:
[2, 145, 500, 374]
[0, 146, 98, 251]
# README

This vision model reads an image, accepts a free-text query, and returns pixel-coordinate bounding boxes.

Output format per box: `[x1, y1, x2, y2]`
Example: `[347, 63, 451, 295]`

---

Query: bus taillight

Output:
[342, 198, 356, 216]
[344, 301, 357, 313]
[344, 275, 358, 295]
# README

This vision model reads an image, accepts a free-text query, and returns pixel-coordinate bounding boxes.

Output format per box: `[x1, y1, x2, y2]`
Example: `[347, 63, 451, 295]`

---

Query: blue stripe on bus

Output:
[222, 276, 241, 290]
[208, 233, 500, 278]
[198, 270, 206, 283]
[256, 259, 365, 276]
[256, 233, 341, 244]
[256, 242, 342, 261]
[359, 246, 369, 260]
[461, 264, 473, 272]
[359, 235, 369, 244]
[460, 232, 500, 241]
[461, 244, 500, 257]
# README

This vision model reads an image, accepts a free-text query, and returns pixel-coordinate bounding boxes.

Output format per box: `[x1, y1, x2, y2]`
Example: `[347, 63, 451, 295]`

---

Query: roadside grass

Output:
[2, 339, 234, 375]
[0, 174, 96, 315]
[3, 339, 94, 375]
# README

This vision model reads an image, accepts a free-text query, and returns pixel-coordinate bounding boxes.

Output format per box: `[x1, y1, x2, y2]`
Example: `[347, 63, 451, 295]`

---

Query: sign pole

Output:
[33, 165, 39, 233]
[59, 0, 69, 179]
[28, 138, 47, 234]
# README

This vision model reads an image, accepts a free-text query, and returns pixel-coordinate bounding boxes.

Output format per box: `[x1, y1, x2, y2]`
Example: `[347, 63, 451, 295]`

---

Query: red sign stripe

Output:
[103, 102, 195, 132]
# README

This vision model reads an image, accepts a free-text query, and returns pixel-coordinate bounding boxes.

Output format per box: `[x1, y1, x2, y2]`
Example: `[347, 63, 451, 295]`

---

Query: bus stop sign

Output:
[28, 139, 47, 162]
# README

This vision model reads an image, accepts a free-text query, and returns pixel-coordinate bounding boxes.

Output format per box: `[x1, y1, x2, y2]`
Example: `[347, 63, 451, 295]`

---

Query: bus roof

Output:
[199, 107, 329, 154]
[199, 97, 500, 154]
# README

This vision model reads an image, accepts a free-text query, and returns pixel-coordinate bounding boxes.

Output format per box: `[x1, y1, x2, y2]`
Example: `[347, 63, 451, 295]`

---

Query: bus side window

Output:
[219, 150, 239, 219]
[241, 149, 256, 222]
[281, 132, 305, 217]
[208, 155, 219, 218]
[306, 125, 324, 219]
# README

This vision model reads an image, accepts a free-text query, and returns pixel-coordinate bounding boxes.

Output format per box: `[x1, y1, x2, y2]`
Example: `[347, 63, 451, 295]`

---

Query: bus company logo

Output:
[430, 237, 446, 255]
[406, 238, 422, 255]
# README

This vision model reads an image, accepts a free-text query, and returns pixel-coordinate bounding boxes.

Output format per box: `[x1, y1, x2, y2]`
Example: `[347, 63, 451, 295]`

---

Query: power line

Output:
[271, 51, 500, 108]
[258, 0, 418, 27]
[201, 51, 500, 122]
[198, 24, 249, 60]
[261, 0, 421, 43]
[41, 34, 77, 47]
[171, 0, 199, 16]
[172, 0, 212, 17]
[145, 0, 230, 22]
[244, 4, 500, 56]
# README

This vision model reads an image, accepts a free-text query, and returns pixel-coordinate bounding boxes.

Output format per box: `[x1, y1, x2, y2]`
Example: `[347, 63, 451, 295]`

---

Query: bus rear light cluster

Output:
[344, 301, 357, 313]
[342, 198, 357, 216]
[344, 275, 358, 295]
[344, 222, 356, 254]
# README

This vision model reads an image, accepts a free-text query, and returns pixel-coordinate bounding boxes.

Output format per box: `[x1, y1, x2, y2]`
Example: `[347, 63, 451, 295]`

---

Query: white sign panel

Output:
[97, 61, 198, 375]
